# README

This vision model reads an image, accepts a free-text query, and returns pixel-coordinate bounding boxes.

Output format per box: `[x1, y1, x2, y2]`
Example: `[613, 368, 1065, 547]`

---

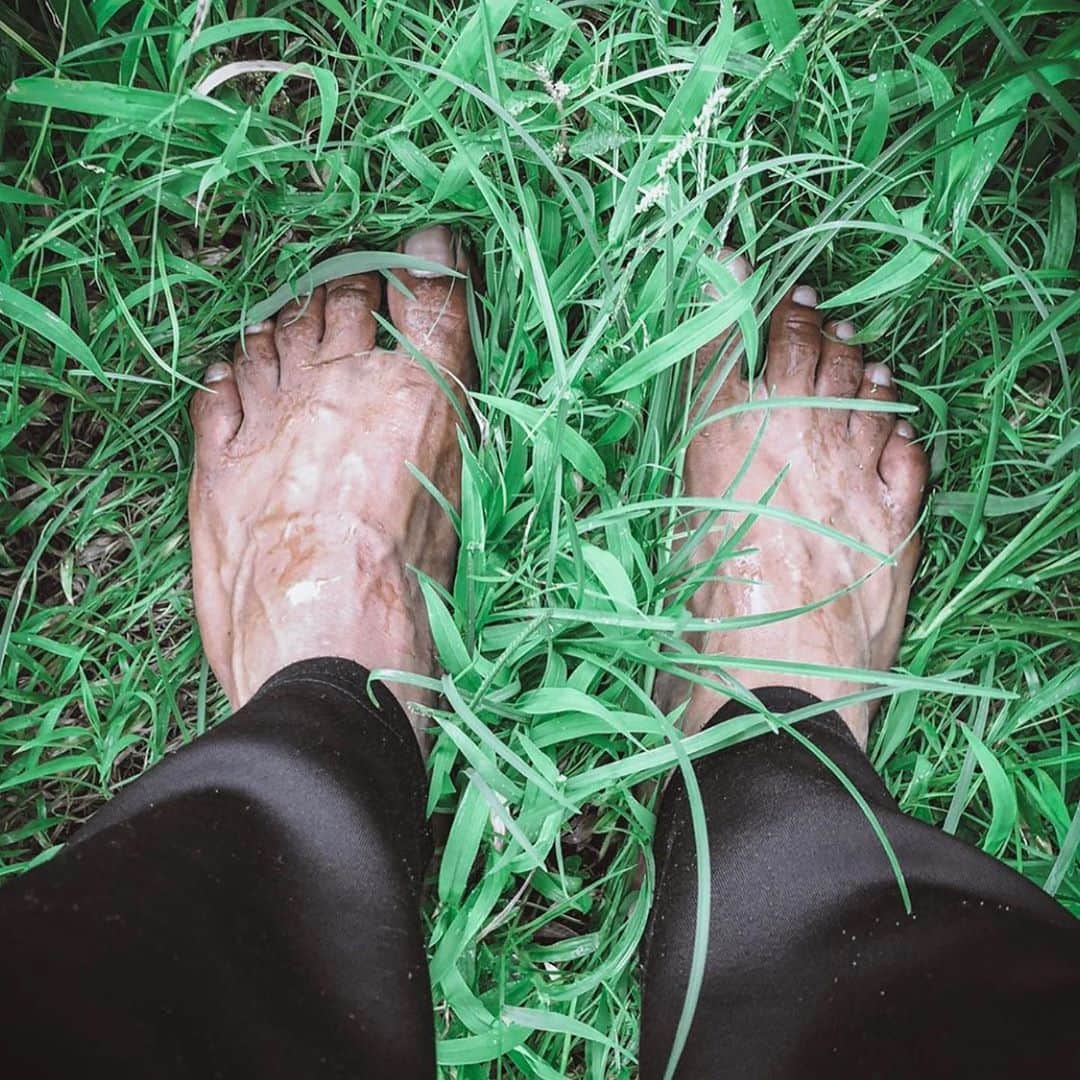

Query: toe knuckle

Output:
[328, 277, 379, 304]
[780, 309, 819, 336]
[828, 362, 861, 389]
[277, 315, 316, 340]
[329, 286, 373, 306]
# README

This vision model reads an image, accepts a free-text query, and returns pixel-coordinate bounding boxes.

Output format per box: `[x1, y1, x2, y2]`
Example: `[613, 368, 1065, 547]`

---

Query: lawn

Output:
[1, 0, 1077, 1076]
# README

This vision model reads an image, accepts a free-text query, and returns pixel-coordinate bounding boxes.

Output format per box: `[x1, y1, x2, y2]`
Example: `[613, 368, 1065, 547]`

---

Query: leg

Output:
[3, 660, 435, 1078]
[646, 265, 1080, 1075]
[641, 689, 1080, 1077]
[1, 225, 474, 1076]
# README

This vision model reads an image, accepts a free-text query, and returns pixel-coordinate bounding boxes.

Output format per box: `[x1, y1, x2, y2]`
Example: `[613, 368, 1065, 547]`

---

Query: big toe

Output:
[765, 285, 822, 394]
[387, 225, 473, 378]
[878, 420, 929, 528]
[191, 362, 243, 460]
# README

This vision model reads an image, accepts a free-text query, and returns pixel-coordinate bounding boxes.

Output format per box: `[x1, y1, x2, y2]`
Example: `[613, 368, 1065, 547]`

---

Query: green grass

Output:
[1, 0, 1078, 1075]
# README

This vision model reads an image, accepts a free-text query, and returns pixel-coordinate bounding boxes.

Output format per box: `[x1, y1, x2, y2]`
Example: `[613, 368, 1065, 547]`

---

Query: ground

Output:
[0, 2, 1077, 1077]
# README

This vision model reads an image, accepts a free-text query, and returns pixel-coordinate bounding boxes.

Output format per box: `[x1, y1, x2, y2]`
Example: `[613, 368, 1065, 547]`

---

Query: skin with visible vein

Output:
[662, 262, 928, 745]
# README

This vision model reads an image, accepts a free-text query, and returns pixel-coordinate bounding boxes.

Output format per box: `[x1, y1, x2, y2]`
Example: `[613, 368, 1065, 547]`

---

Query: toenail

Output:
[244, 319, 275, 335]
[792, 285, 817, 307]
[835, 321, 856, 340]
[715, 246, 752, 284]
[869, 364, 892, 387]
[204, 363, 232, 384]
[404, 225, 454, 277]
[896, 420, 915, 438]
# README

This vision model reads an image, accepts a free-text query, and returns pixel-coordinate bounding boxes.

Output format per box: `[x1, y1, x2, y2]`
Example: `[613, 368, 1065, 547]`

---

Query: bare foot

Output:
[664, 256, 929, 746]
[188, 225, 473, 736]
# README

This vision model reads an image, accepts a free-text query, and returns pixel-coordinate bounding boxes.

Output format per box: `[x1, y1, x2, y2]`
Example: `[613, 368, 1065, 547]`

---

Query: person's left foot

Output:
[188, 226, 473, 734]
[659, 255, 928, 744]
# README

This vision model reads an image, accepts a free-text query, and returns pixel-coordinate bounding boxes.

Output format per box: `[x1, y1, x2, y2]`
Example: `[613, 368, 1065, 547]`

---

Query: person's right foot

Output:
[663, 259, 929, 745]
[188, 226, 473, 735]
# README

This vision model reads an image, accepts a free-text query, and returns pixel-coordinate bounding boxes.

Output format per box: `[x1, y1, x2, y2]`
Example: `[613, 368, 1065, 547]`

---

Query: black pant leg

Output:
[641, 687, 1080, 1078]
[1, 658, 435, 1079]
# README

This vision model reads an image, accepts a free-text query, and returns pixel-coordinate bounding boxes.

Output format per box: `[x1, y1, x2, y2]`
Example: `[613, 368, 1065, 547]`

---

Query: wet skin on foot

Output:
[188, 226, 473, 743]
[190, 232, 927, 752]
[663, 252, 929, 745]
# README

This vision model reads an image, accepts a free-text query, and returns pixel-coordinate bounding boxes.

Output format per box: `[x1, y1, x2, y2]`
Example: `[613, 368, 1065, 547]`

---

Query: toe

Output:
[848, 363, 897, 460]
[765, 285, 822, 394]
[878, 419, 929, 527]
[321, 273, 381, 363]
[816, 321, 863, 399]
[234, 319, 279, 396]
[275, 287, 326, 379]
[387, 225, 473, 378]
[695, 247, 753, 403]
[190, 362, 243, 456]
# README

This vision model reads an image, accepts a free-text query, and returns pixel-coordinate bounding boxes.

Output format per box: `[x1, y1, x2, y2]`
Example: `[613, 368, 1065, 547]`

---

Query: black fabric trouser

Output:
[3, 658, 1077, 1077]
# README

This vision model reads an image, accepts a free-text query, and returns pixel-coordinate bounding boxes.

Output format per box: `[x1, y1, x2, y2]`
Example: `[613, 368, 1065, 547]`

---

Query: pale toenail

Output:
[404, 225, 454, 277]
[715, 246, 752, 284]
[869, 364, 892, 387]
[896, 420, 915, 438]
[204, 363, 232, 384]
[244, 319, 275, 335]
[835, 321, 857, 340]
[792, 285, 817, 307]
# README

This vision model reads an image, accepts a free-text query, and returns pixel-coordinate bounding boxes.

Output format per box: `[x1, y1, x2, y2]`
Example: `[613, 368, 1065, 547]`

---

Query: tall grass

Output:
[1, 2, 1077, 1075]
